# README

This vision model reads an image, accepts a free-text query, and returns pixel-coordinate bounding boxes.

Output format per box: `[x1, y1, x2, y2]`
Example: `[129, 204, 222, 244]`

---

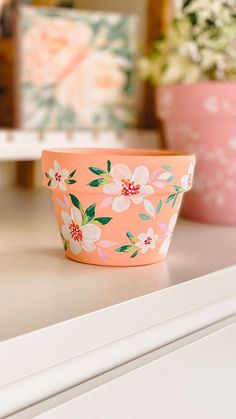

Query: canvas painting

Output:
[17, 5, 138, 129]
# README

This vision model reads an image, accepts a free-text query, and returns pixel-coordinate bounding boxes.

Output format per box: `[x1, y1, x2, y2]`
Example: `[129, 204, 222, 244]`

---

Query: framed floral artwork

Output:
[17, 5, 138, 129]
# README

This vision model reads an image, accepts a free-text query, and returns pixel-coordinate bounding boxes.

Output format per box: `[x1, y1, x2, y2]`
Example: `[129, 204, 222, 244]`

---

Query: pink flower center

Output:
[121, 179, 141, 196]
[69, 221, 83, 242]
[55, 172, 62, 182]
[144, 236, 152, 245]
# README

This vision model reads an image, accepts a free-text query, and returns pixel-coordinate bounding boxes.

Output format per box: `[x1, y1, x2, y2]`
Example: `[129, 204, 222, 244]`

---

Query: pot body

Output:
[42, 148, 194, 266]
[156, 82, 236, 225]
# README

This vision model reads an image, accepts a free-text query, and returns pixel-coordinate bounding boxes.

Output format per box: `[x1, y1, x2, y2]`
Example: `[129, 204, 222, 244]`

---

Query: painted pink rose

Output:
[56, 50, 128, 125]
[23, 18, 92, 85]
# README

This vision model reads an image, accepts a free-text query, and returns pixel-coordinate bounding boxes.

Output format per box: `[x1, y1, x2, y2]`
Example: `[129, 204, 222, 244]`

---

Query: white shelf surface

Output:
[0, 188, 236, 416]
[0, 187, 236, 342]
[0, 129, 159, 161]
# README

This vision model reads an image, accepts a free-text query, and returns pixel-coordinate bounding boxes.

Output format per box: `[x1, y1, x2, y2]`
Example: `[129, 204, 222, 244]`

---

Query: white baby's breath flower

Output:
[139, 0, 236, 85]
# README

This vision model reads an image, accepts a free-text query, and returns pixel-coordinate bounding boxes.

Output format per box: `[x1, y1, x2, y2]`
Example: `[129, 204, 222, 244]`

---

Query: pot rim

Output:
[158, 81, 236, 88]
[42, 147, 195, 159]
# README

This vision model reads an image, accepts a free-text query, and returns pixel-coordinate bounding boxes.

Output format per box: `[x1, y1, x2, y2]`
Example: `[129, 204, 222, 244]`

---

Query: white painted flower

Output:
[61, 207, 101, 254]
[228, 136, 236, 151]
[181, 162, 195, 190]
[203, 96, 219, 114]
[159, 214, 178, 257]
[103, 164, 154, 213]
[136, 228, 159, 254]
[49, 160, 69, 191]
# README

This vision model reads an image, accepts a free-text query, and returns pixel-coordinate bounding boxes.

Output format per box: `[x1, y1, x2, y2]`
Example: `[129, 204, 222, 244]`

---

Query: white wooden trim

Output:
[0, 266, 236, 417]
[0, 129, 159, 161]
[8, 315, 236, 419]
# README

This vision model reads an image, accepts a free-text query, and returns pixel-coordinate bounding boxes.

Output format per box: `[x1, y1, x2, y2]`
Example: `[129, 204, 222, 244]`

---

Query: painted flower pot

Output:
[156, 82, 236, 225]
[42, 148, 195, 266]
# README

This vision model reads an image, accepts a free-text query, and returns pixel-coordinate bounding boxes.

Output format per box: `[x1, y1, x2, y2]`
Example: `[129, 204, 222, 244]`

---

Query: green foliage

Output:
[87, 178, 107, 187]
[126, 231, 136, 244]
[94, 217, 112, 225]
[89, 167, 106, 175]
[69, 194, 84, 212]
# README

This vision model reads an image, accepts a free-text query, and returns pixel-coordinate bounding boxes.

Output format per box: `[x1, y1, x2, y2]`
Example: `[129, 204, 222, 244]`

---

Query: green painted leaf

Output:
[94, 217, 112, 225]
[130, 249, 139, 258]
[45, 172, 50, 178]
[69, 169, 76, 178]
[87, 178, 106, 187]
[162, 165, 172, 171]
[172, 195, 178, 208]
[107, 160, 111, 173]
[126, 231, 136, 244]
[84, 204, 96, 223]
[173, 185, 183, 192]
[61, 233, 68, 250]
[156, 200, 162, 213]
[47, 179, 51, 187]
[115, 245, 135, 253]
[66, 179, 76, 184]
[166, 194, 176, 203]
[69, 194, 84, 212]
[89, 167, 106, 175]
[167, 175, 175, 183]
[139, 213, 151, 221]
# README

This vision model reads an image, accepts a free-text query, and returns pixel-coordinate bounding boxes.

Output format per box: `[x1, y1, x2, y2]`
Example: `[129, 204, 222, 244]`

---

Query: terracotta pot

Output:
[42, 148, 195, 266]
[156, 82, 236, 225]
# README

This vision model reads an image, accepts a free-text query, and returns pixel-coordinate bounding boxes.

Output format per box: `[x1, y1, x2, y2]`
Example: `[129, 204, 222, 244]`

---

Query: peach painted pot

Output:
[42, 148, 195, 266]
[156, 82, 236, 225]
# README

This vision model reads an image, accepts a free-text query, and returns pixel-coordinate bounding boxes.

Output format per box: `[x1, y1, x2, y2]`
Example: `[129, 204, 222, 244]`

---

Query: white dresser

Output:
[0, 188, 236, 418]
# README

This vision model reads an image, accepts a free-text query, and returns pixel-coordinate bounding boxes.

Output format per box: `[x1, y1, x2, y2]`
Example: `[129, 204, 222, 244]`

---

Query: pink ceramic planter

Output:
[42, 148, 195, 266]
[156, 82, 236, 225]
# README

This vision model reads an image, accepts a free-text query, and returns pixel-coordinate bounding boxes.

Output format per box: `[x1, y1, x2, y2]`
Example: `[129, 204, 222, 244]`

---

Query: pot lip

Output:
[158, 81, 236, 89]
[42, 147, 195, 159]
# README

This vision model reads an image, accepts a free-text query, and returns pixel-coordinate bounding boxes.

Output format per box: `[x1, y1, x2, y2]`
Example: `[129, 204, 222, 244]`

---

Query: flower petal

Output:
[61, 224, 70, 240]
[188, 162, 194, 176]
[141, 244, 149, 254]
[158, 172, 172, 180]
[81, 223, 101, 242]
[140, 185, 154, 197]
[82, 241, 96, 252]
[130, 195, 143, 204]
[61, 169, 69, 179]
[132, 166, 149, 186]
[49, 168, 55, 178]
[137, 233, 148, 241]
[71, 207, 82, 227]
[169, 213, 178, 232]
[136, 240, 144, 249]
[111, 164, 132, 184]
[51, 179, 58, 189]
[103, 182, 122, 196]
[149, 240, 156, 250]
[112, 195, 130, 213]
[159, 237, 170, 256]
[70, 238, 82, 255]
[144, 199, 155, 217]
[147, 227, 154, 237]
[99, 197, 113, 209]
[59, 181, 67, 191]
[61, 210, 71, 225]
[53, 160, 61, 172]
[152, 181, 165, 188]
[181, 174, 189, 189]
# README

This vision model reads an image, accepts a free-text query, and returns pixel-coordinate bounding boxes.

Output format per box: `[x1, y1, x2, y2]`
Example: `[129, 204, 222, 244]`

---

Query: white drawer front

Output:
[12, 321, 236, 419]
